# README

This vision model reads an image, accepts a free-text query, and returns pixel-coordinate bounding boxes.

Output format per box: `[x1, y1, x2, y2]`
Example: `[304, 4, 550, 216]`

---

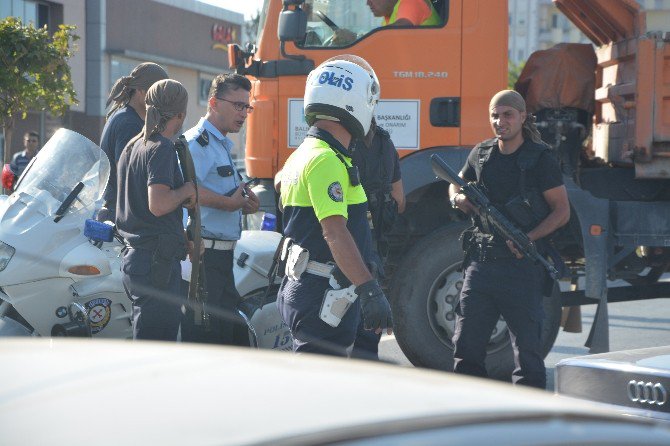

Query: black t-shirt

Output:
[461, 139, 563, 242]
[100, 106, 143, 214]
[351, 126, 401, 196]
[116, 134, 185, 250]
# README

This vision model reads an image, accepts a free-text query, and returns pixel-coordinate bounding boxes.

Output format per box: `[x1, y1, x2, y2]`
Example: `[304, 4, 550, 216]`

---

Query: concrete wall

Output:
[61, 0, 86, 113]
[106, 0, 239, 71]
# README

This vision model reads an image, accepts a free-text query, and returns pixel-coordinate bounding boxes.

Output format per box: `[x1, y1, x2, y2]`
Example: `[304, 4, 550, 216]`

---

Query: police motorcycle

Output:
[0, 128, 290, 350]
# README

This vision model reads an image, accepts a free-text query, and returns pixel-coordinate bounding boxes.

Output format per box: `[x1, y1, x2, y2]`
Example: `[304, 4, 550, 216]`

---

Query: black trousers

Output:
[121, 248, 184, 341]
[452, 257, 546, 388]
[181, 248, 245, 345]
[277, 274, 360, 357]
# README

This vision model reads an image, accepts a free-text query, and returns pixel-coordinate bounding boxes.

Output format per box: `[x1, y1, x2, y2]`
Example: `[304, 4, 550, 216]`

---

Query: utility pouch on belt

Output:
[319, 285, 358, 327]
[150, 234, 184, 289]
[504, 191, 550, 231]
[459, 226, 477, 271]
[285, 243, 310, 281]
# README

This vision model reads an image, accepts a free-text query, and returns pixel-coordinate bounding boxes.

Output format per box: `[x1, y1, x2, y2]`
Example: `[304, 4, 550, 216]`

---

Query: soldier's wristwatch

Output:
[450, 193, 460, 209]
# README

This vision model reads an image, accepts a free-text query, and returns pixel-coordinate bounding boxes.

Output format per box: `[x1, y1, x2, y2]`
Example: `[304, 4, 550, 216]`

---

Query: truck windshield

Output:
[14, 128, 110, 217]
[299, 0, 382, 48]
[298, 0, 443, 48]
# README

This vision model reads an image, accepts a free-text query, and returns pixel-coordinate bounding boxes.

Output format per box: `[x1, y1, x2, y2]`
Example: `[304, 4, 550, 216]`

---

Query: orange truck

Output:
[229, 0, 670, 377]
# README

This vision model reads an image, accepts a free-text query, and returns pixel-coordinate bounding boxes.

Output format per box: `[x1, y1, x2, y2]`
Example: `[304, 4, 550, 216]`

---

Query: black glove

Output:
[96, 207, 113, 223]
[356, 279, 393, 331]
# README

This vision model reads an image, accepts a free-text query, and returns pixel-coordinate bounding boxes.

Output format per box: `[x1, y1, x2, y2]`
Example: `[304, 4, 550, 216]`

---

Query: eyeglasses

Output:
[215, 97, 254, 113]
[25, 139, 38, 143]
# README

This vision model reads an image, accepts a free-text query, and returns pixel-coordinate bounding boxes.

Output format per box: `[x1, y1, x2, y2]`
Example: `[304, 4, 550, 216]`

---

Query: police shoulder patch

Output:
[196, 130, 209, 147]
[327, 181, 344, 202]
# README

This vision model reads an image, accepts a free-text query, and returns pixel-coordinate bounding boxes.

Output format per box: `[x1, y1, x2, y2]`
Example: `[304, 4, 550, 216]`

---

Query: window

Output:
[1, 1, 60, 30]
[37, 3, 49, 28]
[297, 0, 445, 49]
[551, 14, 558, 28]
[199, 74, 216, 106]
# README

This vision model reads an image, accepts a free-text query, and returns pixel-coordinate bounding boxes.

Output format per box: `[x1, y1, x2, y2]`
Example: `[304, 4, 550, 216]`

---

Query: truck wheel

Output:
[390, 224, 561, 380]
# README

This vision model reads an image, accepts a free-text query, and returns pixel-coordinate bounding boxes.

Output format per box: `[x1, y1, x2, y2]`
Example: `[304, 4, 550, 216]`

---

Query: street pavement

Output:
[379, 295, 670, 391]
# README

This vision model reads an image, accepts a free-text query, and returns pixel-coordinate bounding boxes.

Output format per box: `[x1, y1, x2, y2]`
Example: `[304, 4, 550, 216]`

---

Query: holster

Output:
[319, 285, 358, 327]
[328, 264, 351, 290]
[150, 234, 185, 289]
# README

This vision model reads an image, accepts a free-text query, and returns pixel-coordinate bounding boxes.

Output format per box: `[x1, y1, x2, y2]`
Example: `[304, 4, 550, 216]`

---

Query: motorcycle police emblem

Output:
[85, 298, 112, 334]
[328, 182, 344, 202]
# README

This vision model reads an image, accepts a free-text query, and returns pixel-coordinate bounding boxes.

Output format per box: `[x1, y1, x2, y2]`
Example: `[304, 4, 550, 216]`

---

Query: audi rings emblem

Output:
[627, 380, 668, 406]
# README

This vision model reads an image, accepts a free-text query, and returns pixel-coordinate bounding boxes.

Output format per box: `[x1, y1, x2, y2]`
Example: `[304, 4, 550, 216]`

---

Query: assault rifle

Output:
[175, 135, 209, 326]
[430, 154, 559, 279]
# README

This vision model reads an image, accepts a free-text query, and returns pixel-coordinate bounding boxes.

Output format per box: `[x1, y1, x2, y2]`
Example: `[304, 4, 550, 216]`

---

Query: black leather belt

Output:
[472, 243, 516, 262]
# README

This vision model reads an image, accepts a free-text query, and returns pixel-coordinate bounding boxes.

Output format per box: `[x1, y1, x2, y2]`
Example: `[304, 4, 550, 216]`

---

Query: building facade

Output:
[1, 0, 244, 158]
[509, 0, 670, 65]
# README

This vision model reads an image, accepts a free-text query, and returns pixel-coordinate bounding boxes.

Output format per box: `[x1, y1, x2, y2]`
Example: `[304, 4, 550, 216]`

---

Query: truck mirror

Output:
[278, 5, 307, 42]
[228, 44, 244, 71]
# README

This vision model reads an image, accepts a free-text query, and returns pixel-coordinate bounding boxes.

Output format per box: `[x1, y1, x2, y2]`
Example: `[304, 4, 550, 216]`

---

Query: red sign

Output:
[211, 23, 238, 51]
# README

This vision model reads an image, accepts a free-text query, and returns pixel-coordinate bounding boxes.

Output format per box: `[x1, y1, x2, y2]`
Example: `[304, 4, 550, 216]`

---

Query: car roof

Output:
[0, 339, 660, 445]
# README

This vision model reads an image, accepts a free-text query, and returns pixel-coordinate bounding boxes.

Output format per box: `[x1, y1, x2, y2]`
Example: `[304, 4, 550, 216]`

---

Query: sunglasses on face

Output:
[215, 97, 254, 113]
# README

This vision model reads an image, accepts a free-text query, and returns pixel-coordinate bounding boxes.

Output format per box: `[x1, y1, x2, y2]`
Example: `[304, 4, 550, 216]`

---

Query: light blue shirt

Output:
[183, 117, 242, 240]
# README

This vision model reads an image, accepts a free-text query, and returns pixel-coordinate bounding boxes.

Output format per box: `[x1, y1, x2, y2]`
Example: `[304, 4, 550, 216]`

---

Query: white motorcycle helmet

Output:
[304, 56, 380, 139]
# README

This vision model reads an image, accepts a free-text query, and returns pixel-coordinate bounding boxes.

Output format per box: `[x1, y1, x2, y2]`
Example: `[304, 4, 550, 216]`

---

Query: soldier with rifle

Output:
[116, 79, 195, 341]
[445, 89, 570, 388]
[180, 73, 259, 345]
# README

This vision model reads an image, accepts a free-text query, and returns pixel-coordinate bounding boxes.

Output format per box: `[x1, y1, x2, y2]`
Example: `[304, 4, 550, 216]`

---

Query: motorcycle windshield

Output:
[14, 129, 110, 217]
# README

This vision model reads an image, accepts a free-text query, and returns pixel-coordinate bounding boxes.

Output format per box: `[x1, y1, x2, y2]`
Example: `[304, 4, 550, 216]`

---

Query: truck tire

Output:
[390, 223, 561, 380]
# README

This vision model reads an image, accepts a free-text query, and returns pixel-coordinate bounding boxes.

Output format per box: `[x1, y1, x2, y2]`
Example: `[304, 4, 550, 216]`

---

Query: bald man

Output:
[448, 90, 569, 388]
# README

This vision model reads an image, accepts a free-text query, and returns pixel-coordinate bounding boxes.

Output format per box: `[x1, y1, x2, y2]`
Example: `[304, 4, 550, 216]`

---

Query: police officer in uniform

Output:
[181, 73, 260, 345]
[277, 55, 393, 356]
[449, 90, 570, 388]
[116, 79, 195, 341]
[350, 119, 405, 360]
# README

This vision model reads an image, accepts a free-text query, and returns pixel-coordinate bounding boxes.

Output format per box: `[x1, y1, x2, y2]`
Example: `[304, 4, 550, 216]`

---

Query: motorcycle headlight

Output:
[0, 241, 15, 271]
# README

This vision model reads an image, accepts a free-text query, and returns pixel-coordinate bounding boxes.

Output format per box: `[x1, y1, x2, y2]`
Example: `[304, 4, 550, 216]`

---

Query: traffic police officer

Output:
[449, 90, 570, 387]
[116, 79, 195, 341]
[277, 55, 393, 356]
[181, 73, 260, 345]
